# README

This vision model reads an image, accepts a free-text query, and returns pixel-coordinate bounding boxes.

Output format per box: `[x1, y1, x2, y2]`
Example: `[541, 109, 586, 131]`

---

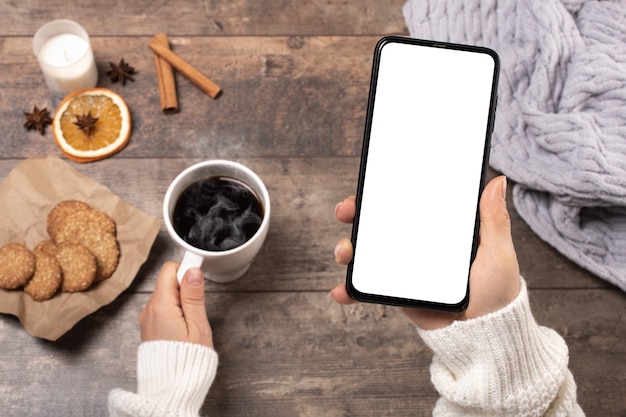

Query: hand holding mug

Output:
[139, 262, 213, 348]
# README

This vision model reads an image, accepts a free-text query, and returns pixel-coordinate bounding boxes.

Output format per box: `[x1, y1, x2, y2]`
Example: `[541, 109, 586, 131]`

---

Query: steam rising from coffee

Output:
[173, 177, 263, 251]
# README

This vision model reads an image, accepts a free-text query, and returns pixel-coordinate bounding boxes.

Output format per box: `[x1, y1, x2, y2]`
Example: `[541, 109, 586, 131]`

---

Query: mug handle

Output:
[177, 251, 204, 284]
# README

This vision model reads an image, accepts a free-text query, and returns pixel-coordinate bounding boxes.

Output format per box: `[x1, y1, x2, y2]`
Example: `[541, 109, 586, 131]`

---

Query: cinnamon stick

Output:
[148, 39, 222, 99]
[152, 34, 178, 113]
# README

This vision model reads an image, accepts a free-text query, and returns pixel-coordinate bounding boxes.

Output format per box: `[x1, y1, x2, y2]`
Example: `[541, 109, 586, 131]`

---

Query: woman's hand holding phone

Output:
[332, 176, 521, 330]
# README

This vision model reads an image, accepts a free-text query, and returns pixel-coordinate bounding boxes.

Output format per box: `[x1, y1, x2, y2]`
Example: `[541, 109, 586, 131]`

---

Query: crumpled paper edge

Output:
[0, 155, 160, 341]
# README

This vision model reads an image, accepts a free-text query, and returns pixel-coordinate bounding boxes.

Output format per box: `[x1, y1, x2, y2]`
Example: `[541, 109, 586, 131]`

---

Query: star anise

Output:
[74, 111, 99, 137]
[106, 59, 136, 85]
[23, 106, 53, 135]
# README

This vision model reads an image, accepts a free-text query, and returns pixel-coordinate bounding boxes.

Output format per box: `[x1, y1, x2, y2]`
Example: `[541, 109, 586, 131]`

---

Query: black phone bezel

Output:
[345, 36, 500, 312]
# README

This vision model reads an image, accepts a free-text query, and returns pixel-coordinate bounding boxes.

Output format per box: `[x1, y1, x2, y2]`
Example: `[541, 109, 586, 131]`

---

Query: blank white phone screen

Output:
[351, 41, 497, 305]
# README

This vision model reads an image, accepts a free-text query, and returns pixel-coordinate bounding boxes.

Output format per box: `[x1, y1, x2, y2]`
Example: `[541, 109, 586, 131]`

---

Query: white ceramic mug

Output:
[163, 160, 270, 284]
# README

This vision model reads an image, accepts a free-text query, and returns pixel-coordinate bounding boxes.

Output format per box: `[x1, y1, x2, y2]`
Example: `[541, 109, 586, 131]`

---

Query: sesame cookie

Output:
[77, 232, 120, 281]
[24, 251, 62, 301]
[34, 240, 59, 257]
[49, 209, 116, 244]
[47, 201, 116, 242]
[46, 200, 92, 237]
[56, 242, 96, 293]
[0, 243, 36, 289]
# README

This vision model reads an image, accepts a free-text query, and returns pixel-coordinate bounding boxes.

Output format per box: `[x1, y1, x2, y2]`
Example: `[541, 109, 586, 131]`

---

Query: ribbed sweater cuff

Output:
[108, 341, 218, 417]
[136, 341, 218, 414]
[417, 279, 570, 415]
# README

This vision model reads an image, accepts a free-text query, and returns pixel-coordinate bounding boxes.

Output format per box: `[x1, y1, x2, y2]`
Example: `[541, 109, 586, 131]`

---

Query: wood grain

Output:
[2, 37, 377, 159]
[0, 289, 623, 417]
[0, 1, 624, 416]
[0, 0, 409, 37]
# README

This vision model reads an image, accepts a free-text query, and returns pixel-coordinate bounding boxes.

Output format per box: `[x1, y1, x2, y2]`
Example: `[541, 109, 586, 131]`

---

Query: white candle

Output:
[33, 20, 98, 99]
[39, 34, 89, 67]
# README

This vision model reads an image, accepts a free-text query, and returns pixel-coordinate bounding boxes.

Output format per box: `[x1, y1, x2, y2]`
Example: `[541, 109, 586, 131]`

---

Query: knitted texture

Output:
[417, 279, 584, 417]
[108, 341, 218, 417]
[403, 0, 626, 291]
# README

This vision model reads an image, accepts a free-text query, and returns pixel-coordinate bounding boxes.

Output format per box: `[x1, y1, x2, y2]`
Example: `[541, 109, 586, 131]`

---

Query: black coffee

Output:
[173, 176, 264, 251]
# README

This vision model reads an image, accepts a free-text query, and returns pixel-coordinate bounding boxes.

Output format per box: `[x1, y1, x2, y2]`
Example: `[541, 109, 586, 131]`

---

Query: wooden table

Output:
[0, 2, 624, 416]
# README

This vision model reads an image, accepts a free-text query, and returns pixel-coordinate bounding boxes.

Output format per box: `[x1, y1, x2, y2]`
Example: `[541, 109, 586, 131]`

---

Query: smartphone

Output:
[346, 36, 499, 311]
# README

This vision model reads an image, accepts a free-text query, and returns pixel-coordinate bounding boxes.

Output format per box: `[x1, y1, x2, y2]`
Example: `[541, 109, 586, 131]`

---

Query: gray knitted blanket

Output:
[403, 0, 626, 291]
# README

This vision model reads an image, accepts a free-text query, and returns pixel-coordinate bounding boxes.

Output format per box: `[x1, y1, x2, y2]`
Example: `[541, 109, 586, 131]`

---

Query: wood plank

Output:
[0, 0, 409, 37]
[0, 157, 360, 293]
[0, 159, 608, 292]
[529, 288, 626, 416]
[0, 292, 436, 417]
[2, 36, 378, 159]
[2, 1, 623, 416]
[0, 289, 623, 416]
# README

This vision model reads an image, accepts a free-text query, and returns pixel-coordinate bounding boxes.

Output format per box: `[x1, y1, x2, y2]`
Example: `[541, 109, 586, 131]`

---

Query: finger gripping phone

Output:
[346, 36, 499, 312]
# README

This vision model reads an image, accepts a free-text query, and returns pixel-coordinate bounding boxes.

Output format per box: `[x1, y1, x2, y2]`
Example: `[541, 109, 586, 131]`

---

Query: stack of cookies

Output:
[0, 200, 120, 301]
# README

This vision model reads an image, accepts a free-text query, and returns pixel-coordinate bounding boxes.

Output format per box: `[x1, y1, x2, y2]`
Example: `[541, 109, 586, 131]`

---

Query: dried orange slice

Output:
[53, 88, 131, 163]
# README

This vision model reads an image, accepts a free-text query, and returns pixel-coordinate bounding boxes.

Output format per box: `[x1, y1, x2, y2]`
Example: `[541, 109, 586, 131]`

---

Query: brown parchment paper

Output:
[0, 155, 161, 341]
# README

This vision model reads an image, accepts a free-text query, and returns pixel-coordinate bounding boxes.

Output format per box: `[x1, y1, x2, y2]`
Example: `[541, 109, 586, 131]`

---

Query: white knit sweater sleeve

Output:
[108, 340, 218, 417]
[417, 279, 585, 417]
